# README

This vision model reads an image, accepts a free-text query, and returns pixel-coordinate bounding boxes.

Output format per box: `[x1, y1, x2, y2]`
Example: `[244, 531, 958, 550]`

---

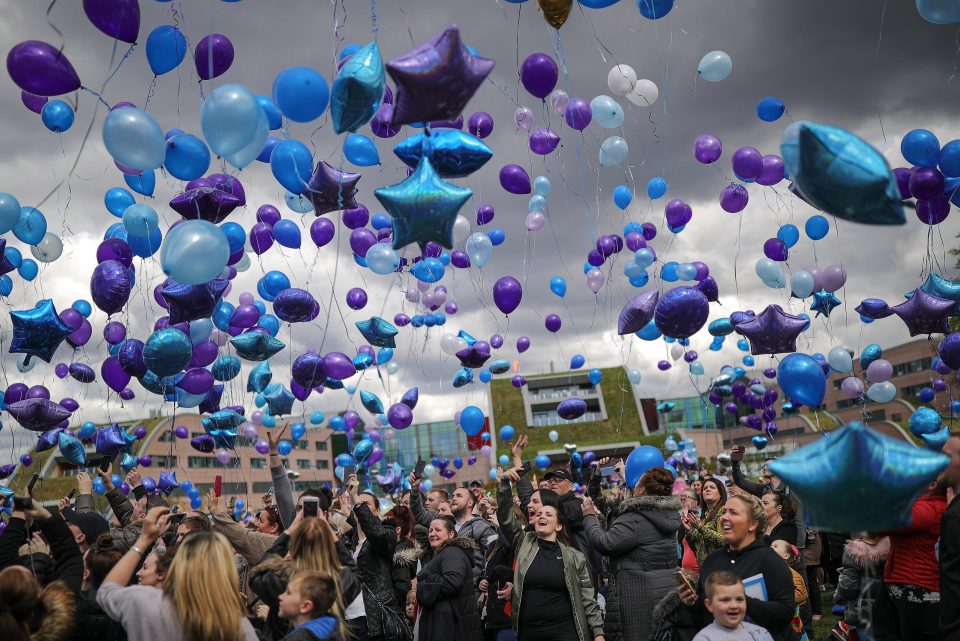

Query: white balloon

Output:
[670, 343, 685, 361]
[599, 136, 629, 166]
[234, 252, 252, 272]
[548, 430, 559, 442]
[386, 362, 400, 375]
[626, 79, 659, 107]
[31, 233, 63, 263]
[440, 333, 468, 356]
[452, 215, 471, 245]
[17, 353, 35, 373]
[607, 64, 637, 96]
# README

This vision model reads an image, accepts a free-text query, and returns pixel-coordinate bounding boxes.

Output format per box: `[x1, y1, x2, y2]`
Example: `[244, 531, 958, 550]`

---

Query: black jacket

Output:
[481, 530, 514, 631]
[940, 497, 960, 640]
[416, 538, 482, 641]
[74, 588, 127, 641]
[765, 520, 799, 547]
[558, 490, 600, 585]
[348, 502, 406, 641]
[694, 539, 798, 641]
[391, 538, 423, 609]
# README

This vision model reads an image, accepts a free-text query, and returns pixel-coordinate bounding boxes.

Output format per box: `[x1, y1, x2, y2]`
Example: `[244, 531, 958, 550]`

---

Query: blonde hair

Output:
[163, 531, 245, 641]
[726, 494, 766, 534]
[288, 519, 347, 639]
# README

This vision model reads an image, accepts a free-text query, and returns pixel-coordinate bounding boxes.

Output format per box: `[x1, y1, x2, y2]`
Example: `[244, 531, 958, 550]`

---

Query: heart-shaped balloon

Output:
[752, 435, 769, 450]
[564, 443, 578, 454]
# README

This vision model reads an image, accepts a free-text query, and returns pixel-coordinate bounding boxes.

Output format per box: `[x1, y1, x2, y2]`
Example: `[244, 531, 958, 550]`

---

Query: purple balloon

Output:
[97, 238, 134, 268]
[90, 260, 132, 314]
[517, 336, 530, 353]
[625, 232, 645, 252]
[520, 52, 559, 99]
[476, 204, 495, 225]
[179, 368, 214, 395]
[102, 356, 131, 393]
[490, 334, 504, 349]
[909, 167, 945, 200]
[654, 287, 710, 339]
[451, 250, 470, 268]
[564, 98, 592, 130]
[467, 111, 494, 139]
[68, 363, 96, 383]
[103, 321, 127, 344]
[83, 0, 140, 43]
[119, 388, 135, 400]
[641, 223, 657, 240]
[732, 146, 763, 180]
[27, 385, 50, 400]
[893, 167, 913, 199]
[756, 155, 785, 186]
[587, 250, 604, 267]
[21, 91, 48, 114]
[693, 134, 722, 164]
[545, 314, 562, 333]
[665, 199, 692, 228]
[323, 352, 356, 380]
[59, 308, 83, 331]
[349, 228, 377, 257]
[916, 196, 950, 225]
[249, 222, 274, 255]
[719, 183, 749, 213]
[67, 319, 93, 349]
[499, 164, 531, 195]
[118, 339, 147, 377]
[4, 383, 28, 405]
[257, 204, 281, 226]
[194, 34, 234, 80]
[273, 288, 318, 323]
[346, 288, 368, 310]
[387, 402, 413, 429]
[6, 41, 81, 96]
[342, 204, 370, 230]
[529, 128, 560, 155]
[394, 313, 411, 327]
[492, 276, 522, 315]
[370, 103, 402, 139]
[763, 238, 788, 261]
[170, 187, 242, 224]
[618, 290, 659, 335]
[310, 217, 336, 247]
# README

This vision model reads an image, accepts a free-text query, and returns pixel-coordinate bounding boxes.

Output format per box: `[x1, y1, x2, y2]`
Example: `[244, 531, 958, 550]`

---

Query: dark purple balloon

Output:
[170, 187, 242, 224]
[103, 321, 127, 344]
[564, 98, 592, 130]
[119, 388, 135, 400]
[118, 339, 148, 377]
[4, 383, 28, 405]
[96, 238, 134, 268]
[587, 250, 605, 267]
[323, 352, 356, 380]
[665, 199, 692, 228]
[641, 223, 657, 240]
[83, 0, 140, 43]
[763, 238, 788, 261]
[54, 363, 69, 379]
[499, 164, 531, 195]
[387, 402, 413, 429]
[492, 276, 522, 315]
[657, 360, 671, 371]
[693, 134, 722, 164]
[916, 196, 950, 225]
[67, 319, 93, 349]
[719, 183, 749, 213]
[451, 250, 470, 268]
[310, 217, 336, 247]
[545, 314, 562, 333]
[102, 356, 131, 393]
[290, 380, 311, 401]
[520, 52, 558, 99]
[893, 167, 913, 199]
[69, 363, 96, 383]
[394, 313, 411, 327]
[21, 91, 47, 114]
[59, 397, 79, 411]
[490, 334, 504, 349]
[654, 287, 710, 339]
[909, 167, 945, 200]
[273, 288, 318, 323]
[346, 288, 368, 310]
[256, 204, 281, 226]
[529, 127, 560, 155]
[756, 154, 785, 186]
[467, 111, 494, 139]
[249, 222, 274, 255]
[194, 34, 234, 80]
[179, 368, 214, 395]
[6, 40, 81, 96]
[370, 103, 402, 138]
[342, 204, 370, 230]
[625, 232, 645, 252]
[349, 228, 377, 257]
[476, 204, 495, 225]
[596, 235, 616, 257]
[517, 336, 530, 353]
[27, 385, 50, 400]
[732, 146, 763, 180]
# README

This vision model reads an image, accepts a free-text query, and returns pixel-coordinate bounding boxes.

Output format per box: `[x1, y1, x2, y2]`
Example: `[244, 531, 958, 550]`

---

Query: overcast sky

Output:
[0, 0, 958, 461]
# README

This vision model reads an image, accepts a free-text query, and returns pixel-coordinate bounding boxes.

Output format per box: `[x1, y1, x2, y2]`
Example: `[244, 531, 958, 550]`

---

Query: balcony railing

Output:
[525, 387, 598, 402]
[530, 411, 604, 427]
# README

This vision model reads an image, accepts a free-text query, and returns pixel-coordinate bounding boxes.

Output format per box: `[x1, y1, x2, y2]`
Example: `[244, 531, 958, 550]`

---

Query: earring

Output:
[748, 528, 754, 532]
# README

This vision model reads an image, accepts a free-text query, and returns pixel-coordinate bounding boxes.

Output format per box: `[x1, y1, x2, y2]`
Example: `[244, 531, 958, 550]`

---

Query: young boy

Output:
[278, 570, 340, 641]
[693, 571, 774, 641]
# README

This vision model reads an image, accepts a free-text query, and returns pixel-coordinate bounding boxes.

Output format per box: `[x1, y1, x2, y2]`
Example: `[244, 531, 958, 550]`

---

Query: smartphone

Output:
[27, 473, 40, 493]
[67, 488, 77, 500]
[13, 496, 33, 511]
[265, 486, 275, 498]
[414, 460, 426, 478]
[600, 465, 617, 477]
[302, 496, 320, 518]
[98, 457, 112, 473]
[344, 465, 356, 481]
[674, 570, 695, 594]
[518, 461, 532, 476]
[214, 475, 223, 497]
[690, 507, 702, 518]
[228, 497, 237, 510]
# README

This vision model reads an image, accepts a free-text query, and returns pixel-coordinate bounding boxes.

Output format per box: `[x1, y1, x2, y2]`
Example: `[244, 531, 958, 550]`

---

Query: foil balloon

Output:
[90, 260, 132, 314]
[262, 383, 295, 416]
[211, 356, 241, 381]
[7, 398, 71, 431]
[538, 0, 573, 29]
[769, 421, 948, 531]
[161, 279, 229, 325]
[331, 41, 385, 134]
[386, 26, 495, 126]
[921, 426, 950, 451]
[918, 272, 960, 315]
[891, 288, 953, 336]
[353, 438, 374, 463]
[355, 316, 398, 348]
[360, 390, 384, 414]
[231, 332, 285, 361]
[392, 130, 493, 178]
[95, 423, 127, 458]
[6, 40, 81, 96]
[273, 288, 319, 323]
[654, 287, 709, 339]
[69, 363, 97, 383]
[734, 304, 809, 355]
[855, 298, 893, 320]
[157, 470, 180, 494]
[456, 341, 491, 369]
[191, 434, 216, 453]
[452, 367, 473, 387]
[810, 290, 842, 318]
[401, 387, 419, 409]
[203, 410, 245, 432]
[118, 339, 148, 377]
[376, 157, 472, 251]
[35, 428, 63, 453]
[305, 161, 361, 216]
[781, 121, 905, 225]
[292, 351, 326, 389]
[198, 384, 224, 414]
[10, 299, 73, 364]
[489, 359, 510, 374]
[618, 289, 659, 335]
[557, 398, 587, 420]
[58, 431, 86, 465]
[143, 328, 192, 376]
[169, 187, 241, 224]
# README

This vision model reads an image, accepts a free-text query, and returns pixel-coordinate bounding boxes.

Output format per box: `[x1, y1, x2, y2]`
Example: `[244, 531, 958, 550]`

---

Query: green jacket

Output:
[497, 479, 603, 641]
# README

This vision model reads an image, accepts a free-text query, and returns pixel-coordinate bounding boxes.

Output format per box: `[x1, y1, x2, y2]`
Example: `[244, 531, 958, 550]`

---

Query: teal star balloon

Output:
[769, 421, 948, 532]
[262, 383, 295, 416]
[810, 289, 841, 317]
[360, 390, 384, 414]
[919, 272, 960, 316]
[355, 316, 398, 348]
[230, 332, 285, 361]
[375, 157, 472, 251]
[10, 299, 73, 364]
[247, 360, 272, 393]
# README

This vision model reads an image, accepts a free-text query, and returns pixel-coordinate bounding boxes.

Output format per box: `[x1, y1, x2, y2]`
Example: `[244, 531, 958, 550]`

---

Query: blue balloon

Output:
[122, 204, 159, 238]
[636, 320, 662, 341]
[588, 368, 602, 385]
[756, 96, 785, 122]
[72, 299, 92, 317]
[777, 224, 799, 248]
[411, 258, 445, 283]
[256, 96, 283, 130]
[777, 353, 826, 406]
[257, 136, 280, 163]
[613, 184, 632, 209]
[550, 276, 567, 297]
[221, 222, 246, 254]
[15, 207, 47, 245]
[637, 0, 674, 19]
[263, 271, 292, 296]
[488, 228, 506, 246]
[105, 188, 135, 217]
[272, 67, 330, 123]
[310, 411, 325, 425]
[164, 134, 211, 181]
[4, 247, 22, 268]
[804, 214, 829, 240]
[661, 261, 679, 282]
[371, 212, 392, 230]
[580, 0, 620, 7]
[625, 445, 665, 488]
[479, 370, 492, 383]
[938, 139, 960, 178]
[0, 275, 12, 296]
[271, 140, 314, 195]
[0, 193, 20, 234]
[145, 25, 187, 75]
[18, 259, 38, 281]
[460, 406, 485, 436]
[900, 128, 940, 168]
[570, 354, 585, 369]
[124, 169, 155, 197]
[393, 130, 492, 178]
[535, 454, 551, 469]
[127, 227, 162, 258]
[331, 42, 386, 134]
[272, 219, 302, 249]
[41, 100, 74, 133]
[200, 84, 262, 158]
[646, 177, 667, 200]
[343, 134, 380, 167]
[144, 328, 192, 377]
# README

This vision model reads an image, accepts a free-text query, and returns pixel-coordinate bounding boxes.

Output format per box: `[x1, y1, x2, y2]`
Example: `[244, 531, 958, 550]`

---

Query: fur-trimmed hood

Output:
[250, 554, 293, 581]
[843, 537, 890, 568]
[33, 581, 76, 641]
[613, 494, 682, 536]
[393, 542, 423, 567]
[434, 536, 475, 557]
[615, 494, 682, 515]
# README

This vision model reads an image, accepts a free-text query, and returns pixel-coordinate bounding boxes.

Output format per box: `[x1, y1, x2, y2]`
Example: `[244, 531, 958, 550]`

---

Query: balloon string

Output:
[370, 0, 379, 39]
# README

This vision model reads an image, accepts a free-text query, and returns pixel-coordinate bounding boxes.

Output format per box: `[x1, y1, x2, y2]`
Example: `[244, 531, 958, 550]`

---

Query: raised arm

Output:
[267, 426, 296, 528]
[496, 470, 524, 551]
[408, 473, 440, 528]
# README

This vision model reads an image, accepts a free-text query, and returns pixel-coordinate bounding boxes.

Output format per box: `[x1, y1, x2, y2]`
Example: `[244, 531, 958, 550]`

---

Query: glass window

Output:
[158, 431, 176, 442]
[315, 441, 328, 451]
[297, 459, 311, 469]
[317, 460, 330, 469]
[250, 458, 266, 469]
[153, 456, 177, 468]
[188, 455, 239, 468]
[294, 440, 308, 449]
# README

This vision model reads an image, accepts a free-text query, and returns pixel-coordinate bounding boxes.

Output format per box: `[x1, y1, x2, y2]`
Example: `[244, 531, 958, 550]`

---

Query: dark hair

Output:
[291, 570, 337, 617]
[705, 570, 743, 599]
[428, 488, 450, 502]
[359, 491, 380, 511]
[178, 516, 211, 537]
[533, 503, 571, 546]
[299, 487, 332, 512]
[84, 533, 123, 588]
[432, 516, 456, 534]
[637, 467, 674, 496]
[258, 506, 283, 533]
[0, 565, 39, 641]
[537, 488, 561, 511]
[763, 490, 796, 522]
[384, 505, 415, 540]
[699, 476, 728, 521]
[154, 545, 178, 578]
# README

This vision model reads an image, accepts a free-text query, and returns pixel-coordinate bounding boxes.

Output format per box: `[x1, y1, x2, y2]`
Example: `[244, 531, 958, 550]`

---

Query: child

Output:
[693, 571, 774, 641]
[833, 535, 890, 641]
[405, 589, 417, 627]
[771, 539, 811, 641]
[278, 570, 341, 641]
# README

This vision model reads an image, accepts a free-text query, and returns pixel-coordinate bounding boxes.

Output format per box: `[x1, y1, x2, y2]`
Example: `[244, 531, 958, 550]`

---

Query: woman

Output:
[880, 481, 947, 641]
[762, 490, 798, 546]
[98, 507, 259, 641]
[682, 477, 727, 567]
[0, 499, 82, 641]
[136, 545, 175, 587]
[384, 505, 422, 610]
[75, 534, 127, 641]
[677, 494, 796, 641]
[340, 481, 409, 641]
[581, 467, 680, 641]
[678, 488, 701, 572]
[251, 515, 357, 641]
[497, 468, 604, 641]
[480, 503, 525, 641]
[208, 488, 280, 565]
[415, 517, 482, 641]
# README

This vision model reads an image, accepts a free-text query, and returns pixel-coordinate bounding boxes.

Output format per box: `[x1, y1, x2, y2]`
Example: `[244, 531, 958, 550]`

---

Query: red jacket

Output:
[883, 494, 947, 592]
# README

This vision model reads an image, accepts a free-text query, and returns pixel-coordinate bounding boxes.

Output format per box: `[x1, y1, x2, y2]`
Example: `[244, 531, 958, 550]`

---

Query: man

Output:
[69, 468, 154, 552]
[425, 487, 449, 513]
[63, 509, 110, 553]
[939, 432, 960, 641]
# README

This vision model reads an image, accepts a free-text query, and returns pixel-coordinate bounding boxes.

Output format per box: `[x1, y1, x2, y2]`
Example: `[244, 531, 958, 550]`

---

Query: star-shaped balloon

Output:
[810, 289, 842, 318]
[95, 423, 127, 459]
[918, 273, 960, 316]
[10, 299, 73, 364]
[353, 353, 374, 370]
[618, 290, 659, 335]
[0, 238, 19, 276]
[162, 279, 229, 325]
[401, 387, 419, 409]
[35, 428, 63, 452]
[360, 390, 384, 414]
[231, 332, 285, 361]
[199, 384, 224, 414]
[355, 316, 398, 348]
[375, 157, 473, 251]
[202, 410, 245, 431]
[7, 399, 71, 432]
[119, 453, 138, 474]
[695, 276, 720, 303]
[247, 361, 272, 393]
[321, 377, 345, 390]
[855, 298, 892, 319]
[262, 383, 295, 416]
[305, 161, 361, 216]
[734, 304, 810, 355]
[386, 25, 495, 127]
[331, 41, 386, 134]
[921, 426, 951, 451]
[456, 340, 491, 369]
[657, 402, 676, 413]
[0, 464, 16, 480]
[769, 421, 948, 532]
[157, 470, 180, 494]
[458, 330, 477, 346]
[452, 367, 473, 387]
[169, 187, 241, 224]
[393, 130, 493, 178]
[891, 288, 953, 336]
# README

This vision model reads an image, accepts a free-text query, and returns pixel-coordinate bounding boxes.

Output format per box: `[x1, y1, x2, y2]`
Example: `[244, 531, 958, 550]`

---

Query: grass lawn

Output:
[813, 590, 841, 640]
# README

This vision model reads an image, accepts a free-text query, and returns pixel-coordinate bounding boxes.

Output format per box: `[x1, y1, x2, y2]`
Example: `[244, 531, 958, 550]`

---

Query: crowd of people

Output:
[1, 430, 958, 641]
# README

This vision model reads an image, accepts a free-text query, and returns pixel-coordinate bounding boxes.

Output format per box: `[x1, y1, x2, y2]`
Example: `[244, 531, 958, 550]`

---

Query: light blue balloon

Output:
[534, 176, 551, 197]
[635, 248, 655, 267]
[145, 25, 187, 75]
[188, 319, 213, 344]
[256, 95, 283, 129]
[331, 42, 385, 133]
[918, 0, 960, 24]
[103, 107, 166, 170]
[271, 140, 314, 195]
[599, 136, 629, 166]
[623, 261, 645, 279]
[465, 232, 492, 268]
[200, 84, 262, 157]
[777, 224, 800, 248]
[499, 454, 510, 466]
[646, 177, 668, 199]
[160, 220, 230, 285]
[273, 67, 330, 123]
[0, 193, 20, 234]
[225, 110, 269, 170]
[528, 195, 547, 212]
[697, 50, 733, 82]
[590, 95, 624, 128]
[164, 133, 211, 181]
[14, 207, 46, 245]
[343, 134, 380, 166]
[122, 203, 159, 238]
[285, 191, 314, 214]
[365, 243, 400, 275]
[18, 259, 38, 281]
[690, 362, 705, 375]
[676, 263, 697, 280]
[550, 276, 567, 297]
[124, 169, 155, 196]
[41, 100, 74, 133]
[104, 188, 135, 218]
